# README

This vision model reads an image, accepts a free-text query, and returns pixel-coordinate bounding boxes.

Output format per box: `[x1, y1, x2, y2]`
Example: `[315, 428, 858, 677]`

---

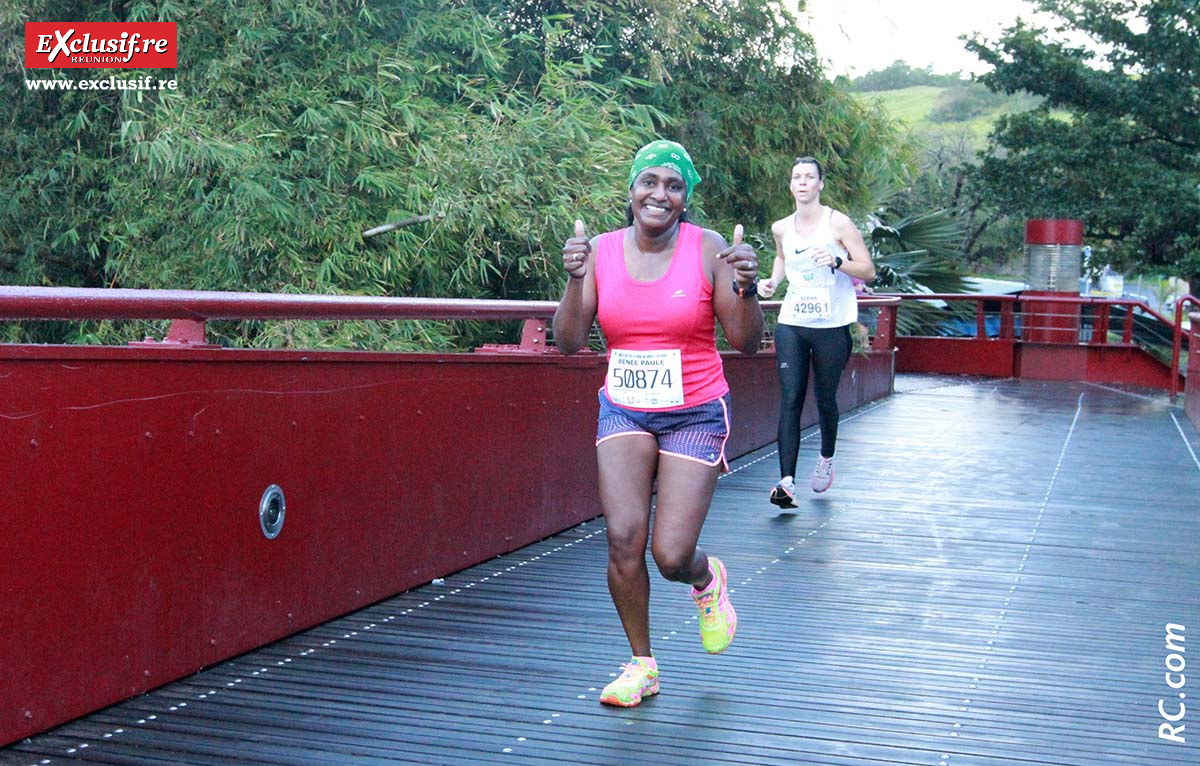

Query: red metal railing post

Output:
[1092, 303, 1110, 345]
[166, 319, 208, 345]
[474, 318, 560, 354]
[1170, 295, 1200, 402]
[1000, 301, 1015, 340]
[128, 318, 218, 348]
[872, 302, 897, 352]
[518, 318, 548, 353]
[1187, 311, 1200, 420]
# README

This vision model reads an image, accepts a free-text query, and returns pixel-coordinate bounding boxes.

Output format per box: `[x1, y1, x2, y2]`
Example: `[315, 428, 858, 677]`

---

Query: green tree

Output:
[2, 0, 919, 349]
[880, 130, 1027, 277]
[848, 60, 964, 92]
[637, 2, 913, 233]
[966, 0, 1200, 288]
[492, 0, 914, 239]
[2, 0, 652, 347]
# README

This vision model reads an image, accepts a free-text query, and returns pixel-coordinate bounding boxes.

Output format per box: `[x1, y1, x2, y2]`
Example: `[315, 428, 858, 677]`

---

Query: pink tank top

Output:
[594, 222, 729, 410]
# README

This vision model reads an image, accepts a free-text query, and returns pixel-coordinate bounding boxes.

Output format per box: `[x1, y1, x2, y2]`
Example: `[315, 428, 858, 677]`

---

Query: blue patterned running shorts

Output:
[596, 389, 730, 469]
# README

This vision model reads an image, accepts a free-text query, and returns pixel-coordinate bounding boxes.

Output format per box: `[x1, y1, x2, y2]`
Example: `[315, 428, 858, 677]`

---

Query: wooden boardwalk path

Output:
[4, 375, 1198, 765]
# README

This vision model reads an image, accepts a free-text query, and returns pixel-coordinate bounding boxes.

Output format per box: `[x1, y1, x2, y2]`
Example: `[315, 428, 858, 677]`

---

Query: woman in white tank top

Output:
[758, 157, 875, 503]
[776, 205, 858, 328]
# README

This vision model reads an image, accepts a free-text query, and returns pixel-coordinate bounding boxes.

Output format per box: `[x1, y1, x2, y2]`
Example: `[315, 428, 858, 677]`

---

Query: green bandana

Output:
[628, 140, 701, 202]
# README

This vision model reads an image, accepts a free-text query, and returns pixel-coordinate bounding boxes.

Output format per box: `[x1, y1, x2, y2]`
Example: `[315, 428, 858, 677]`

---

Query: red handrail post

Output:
[518, 317, 548, 353]
[1170, 295, 1200, 402]
[871, 301, 897, 352]
[1186, 311, 1200, 423]
[1000, 301, 1015, 340]
[128, 318, 219, 348]
[1092, 303, 1110, 345]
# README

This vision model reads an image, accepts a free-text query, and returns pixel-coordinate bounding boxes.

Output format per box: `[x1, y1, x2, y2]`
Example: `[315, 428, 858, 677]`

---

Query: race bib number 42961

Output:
[783, 286, 832, 322]
[606, 348, 684, 409]
[25, 22, 178, 69]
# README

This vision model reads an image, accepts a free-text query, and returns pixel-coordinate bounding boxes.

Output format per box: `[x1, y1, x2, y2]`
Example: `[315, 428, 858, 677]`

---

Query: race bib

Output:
[781, 286, 832, 322]
[606, 348, 684, 409]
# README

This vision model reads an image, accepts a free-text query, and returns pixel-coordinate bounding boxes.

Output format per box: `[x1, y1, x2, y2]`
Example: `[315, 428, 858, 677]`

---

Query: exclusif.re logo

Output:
[25, 22, 177, 68]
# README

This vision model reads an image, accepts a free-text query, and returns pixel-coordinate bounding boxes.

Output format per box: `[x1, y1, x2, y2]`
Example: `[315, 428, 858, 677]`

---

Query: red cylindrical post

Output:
[1023, 218, 1083, 343]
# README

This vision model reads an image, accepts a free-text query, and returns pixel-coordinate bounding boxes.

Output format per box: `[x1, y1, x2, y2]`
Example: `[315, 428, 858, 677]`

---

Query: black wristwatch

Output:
[833, 256, 844, 270]
[733, 278, 759, 299]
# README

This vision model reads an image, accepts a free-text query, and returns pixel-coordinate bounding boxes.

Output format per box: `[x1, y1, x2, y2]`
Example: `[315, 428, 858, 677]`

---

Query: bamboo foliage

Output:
[3, 0, 920, 349]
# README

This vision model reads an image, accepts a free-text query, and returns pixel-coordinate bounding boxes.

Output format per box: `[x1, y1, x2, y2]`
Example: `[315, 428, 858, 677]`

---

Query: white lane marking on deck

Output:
[1169, 409, 1200, 471]
[1083, 380, 1163, 401]
[953, 389, 1084, 741]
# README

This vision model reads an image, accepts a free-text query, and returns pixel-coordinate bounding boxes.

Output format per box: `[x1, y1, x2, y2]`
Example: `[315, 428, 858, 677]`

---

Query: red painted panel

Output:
[0, 347, 598, 743]
[894, 337, 1015, 378]
[897, 336, 1177, 390]
[723, 351, 782, 456]
[1084, 346, 1178, 389]
[842, 350, 896, 411]
[0, 344, 894, 744]
[1016, 343, 1088, 381]
[1025, 218, 1083, 245]
[1016, 343, 1177, 388]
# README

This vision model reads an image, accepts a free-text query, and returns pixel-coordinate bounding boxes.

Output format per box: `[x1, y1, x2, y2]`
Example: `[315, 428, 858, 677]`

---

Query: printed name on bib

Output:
[606, 348, 685, 409]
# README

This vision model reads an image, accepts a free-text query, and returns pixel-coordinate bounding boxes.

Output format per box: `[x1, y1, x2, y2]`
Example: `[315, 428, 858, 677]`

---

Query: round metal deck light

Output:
[259, 485, 286, 539]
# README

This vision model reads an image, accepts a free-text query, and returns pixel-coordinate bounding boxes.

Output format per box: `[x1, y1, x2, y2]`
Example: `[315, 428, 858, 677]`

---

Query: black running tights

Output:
[774, 322, 852, 476]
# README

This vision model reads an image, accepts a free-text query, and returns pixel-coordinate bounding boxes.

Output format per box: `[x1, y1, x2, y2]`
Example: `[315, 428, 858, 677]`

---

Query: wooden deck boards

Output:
[5, 375, 1198, 765]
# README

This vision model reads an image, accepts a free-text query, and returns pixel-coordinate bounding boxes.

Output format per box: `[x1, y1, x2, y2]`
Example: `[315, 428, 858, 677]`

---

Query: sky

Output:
[789, 0, 1048, 78]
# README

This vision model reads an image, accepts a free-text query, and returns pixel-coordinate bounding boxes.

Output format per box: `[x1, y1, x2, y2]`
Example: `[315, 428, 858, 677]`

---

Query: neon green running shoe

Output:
[599, 656, 659, 707]
[691, 556, 737, 653]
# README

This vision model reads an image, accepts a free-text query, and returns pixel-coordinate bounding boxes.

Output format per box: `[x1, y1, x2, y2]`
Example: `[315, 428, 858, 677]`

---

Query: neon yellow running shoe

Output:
[691, 556, 737, 653]
[599, 656, 659, 707]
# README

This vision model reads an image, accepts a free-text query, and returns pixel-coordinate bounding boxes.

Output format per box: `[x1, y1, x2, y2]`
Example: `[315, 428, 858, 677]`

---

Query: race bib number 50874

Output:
[606, 348, 684, 409]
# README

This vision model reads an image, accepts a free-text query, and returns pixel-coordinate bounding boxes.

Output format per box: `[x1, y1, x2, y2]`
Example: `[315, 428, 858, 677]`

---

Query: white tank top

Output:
[778, 206, 858, 328]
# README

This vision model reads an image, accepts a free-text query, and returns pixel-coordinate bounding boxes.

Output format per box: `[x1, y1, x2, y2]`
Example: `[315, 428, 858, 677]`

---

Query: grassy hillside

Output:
[855, 85, 1044, 150]
[863, 86, 946, 123]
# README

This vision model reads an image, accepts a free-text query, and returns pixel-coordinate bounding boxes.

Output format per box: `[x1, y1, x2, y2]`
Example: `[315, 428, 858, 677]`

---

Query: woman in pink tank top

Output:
[552, 140, 764, 707]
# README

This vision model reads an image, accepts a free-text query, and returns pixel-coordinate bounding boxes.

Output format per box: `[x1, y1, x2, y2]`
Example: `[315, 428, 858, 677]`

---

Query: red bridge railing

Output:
[0, 285, 562, 351]
[1, 287, 1181, 384]
[0, 285, 903, 355]
[0, 285, 560, 321]
[874, 291, 1190, 394]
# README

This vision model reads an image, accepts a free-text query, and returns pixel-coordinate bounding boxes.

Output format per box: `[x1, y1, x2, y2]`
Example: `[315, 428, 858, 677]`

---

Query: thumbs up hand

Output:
[719, 224, 758, 288]
[562, 218, 591, 281]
